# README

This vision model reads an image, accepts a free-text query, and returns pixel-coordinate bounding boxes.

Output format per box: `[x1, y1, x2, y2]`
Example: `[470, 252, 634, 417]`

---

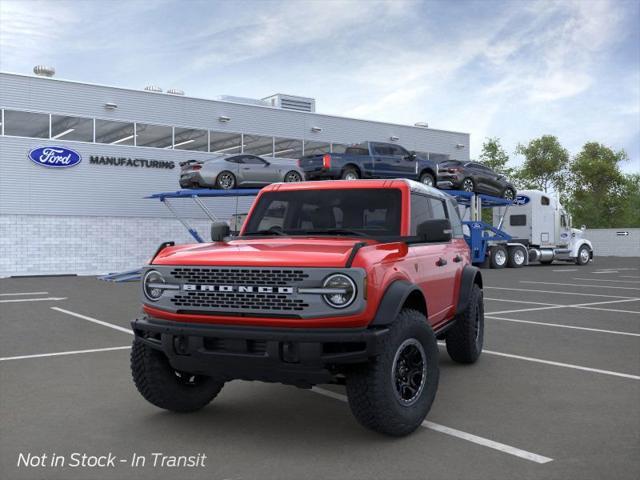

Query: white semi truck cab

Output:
[493, 190, 593, 265]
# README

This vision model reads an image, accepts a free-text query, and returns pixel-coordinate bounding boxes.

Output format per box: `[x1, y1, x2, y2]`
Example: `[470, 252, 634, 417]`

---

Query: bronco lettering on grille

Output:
[183, 285, 295, 294]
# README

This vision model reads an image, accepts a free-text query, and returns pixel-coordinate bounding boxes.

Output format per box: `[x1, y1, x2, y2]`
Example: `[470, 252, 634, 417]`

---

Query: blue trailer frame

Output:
[442, 190, 514, 264]
[100, 188, 261, 281]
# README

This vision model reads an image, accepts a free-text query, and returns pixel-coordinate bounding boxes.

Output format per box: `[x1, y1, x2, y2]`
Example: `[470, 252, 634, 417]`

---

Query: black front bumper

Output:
[132, 316, 388, 387]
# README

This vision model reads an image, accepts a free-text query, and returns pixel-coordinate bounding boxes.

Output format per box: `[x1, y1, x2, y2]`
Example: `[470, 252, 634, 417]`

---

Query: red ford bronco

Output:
[131, 179, 484, 436]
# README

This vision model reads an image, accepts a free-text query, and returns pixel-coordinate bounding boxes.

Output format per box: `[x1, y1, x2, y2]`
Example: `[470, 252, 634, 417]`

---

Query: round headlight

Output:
[143, 270, 165, 302]
[322, 274, 356, 309]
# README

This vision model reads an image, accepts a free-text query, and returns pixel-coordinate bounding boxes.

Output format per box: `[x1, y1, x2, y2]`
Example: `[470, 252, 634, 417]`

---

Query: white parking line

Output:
[572, 278, 640, 284]
[0, 291, 49, 296]
[487, 305, 564, 315]
[51, 307, 133, 335]
[0, 346, 131, 362]
[552, 269, 578, 272]
[485, 286, 637, 299]
[311, 387, 553, 464]
[576, 305, 640, 315]
[593, 271, 619, 274]
[621, 276, 640, 279]
[482, 349, 640, 381]
[0, 297, 67, 303]
[520, 281, 640, 291]
[485, 298, 558, 306]
[486, 315, 640, 337]
[487, 298, 640, 316]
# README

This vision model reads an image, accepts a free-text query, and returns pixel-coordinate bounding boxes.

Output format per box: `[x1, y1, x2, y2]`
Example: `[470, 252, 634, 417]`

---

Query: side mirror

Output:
[406, 151, 417, 160]
[211, 222, 230, 242]
[416, 219, 452, 243]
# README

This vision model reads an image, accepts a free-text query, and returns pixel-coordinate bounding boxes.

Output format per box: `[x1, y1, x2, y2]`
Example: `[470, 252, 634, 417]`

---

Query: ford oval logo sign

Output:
[514, 195, 530, 205]
[28, 146, 82, 168]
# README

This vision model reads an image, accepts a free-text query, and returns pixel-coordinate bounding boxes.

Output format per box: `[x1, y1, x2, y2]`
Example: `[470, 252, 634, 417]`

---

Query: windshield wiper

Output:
[295, 228, 368, 237]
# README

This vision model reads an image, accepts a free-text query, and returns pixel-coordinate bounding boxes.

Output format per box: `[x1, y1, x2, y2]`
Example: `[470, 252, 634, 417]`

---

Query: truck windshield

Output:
[243, 189, 402, 237]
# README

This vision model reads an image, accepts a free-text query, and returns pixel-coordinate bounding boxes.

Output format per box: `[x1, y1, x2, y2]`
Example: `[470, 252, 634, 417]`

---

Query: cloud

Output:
[0, 1, 79, 69]
[187, 0, 412, 71]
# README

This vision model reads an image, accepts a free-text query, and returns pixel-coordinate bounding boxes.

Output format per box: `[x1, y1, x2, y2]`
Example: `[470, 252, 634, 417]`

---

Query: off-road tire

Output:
[419, 172, 435, 187]
[216, 171, 236, 190]
[446, 284, 484, 363]
[489, 245, 508, 269]
[341, 167, 360, 180]
[576, 245, 590, 266]
[131, 338, 224, 412]
[345, 309, 439, 436]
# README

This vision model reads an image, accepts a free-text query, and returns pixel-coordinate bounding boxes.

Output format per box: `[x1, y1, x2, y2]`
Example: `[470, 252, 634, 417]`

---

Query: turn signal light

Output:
[322, 154, 331, 169]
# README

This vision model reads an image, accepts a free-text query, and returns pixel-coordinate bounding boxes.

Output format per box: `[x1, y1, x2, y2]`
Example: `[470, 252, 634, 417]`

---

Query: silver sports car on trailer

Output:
[179, 154, 304, 189]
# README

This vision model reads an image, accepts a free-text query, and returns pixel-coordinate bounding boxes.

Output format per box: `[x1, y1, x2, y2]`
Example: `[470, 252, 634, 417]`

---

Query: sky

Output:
[1, 0, 638, 172]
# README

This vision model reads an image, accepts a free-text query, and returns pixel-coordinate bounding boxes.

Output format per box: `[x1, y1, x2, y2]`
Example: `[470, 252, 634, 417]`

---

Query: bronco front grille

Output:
[170, 292, 309, 311]
[170, 268, 309, 286]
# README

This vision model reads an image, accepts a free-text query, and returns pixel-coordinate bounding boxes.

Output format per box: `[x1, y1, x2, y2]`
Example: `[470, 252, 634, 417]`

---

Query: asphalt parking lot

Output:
[1, 257, 639, 480]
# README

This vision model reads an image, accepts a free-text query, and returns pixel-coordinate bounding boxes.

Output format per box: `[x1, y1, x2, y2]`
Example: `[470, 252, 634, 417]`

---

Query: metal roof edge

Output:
[0, 71, 470, 137]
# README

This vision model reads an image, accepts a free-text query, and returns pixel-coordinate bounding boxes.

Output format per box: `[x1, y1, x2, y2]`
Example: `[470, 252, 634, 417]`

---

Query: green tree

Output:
[479, 137, 513, 176]
[618, 174, 640, 227]
[566, 142, 632, 228]
[515, 135, 569, 193]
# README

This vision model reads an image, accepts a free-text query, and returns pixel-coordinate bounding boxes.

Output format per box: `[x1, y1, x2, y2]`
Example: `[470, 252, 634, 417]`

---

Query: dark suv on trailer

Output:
[437, 160, 516, 200]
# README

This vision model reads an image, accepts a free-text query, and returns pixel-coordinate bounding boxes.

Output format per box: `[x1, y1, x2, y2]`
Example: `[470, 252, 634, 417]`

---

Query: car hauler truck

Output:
[492, 190, 593, 266]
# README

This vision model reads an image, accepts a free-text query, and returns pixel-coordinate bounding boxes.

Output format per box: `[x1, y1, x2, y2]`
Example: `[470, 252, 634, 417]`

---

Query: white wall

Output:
[0, 215, 214, 277]
[587, 228, 640, 257]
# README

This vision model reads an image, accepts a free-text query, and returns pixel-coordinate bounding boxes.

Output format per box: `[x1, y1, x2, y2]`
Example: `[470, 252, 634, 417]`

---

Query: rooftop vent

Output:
[414, 122, 429, 128]
[262, 94, 316, 113]
[167, 88, 185, 96]
[33, 65, 55, 77]
[144, 85, 163, 93]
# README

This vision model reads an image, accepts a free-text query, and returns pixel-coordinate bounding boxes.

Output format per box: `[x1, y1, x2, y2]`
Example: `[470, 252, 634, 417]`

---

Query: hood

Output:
[152, 238, 374, 268]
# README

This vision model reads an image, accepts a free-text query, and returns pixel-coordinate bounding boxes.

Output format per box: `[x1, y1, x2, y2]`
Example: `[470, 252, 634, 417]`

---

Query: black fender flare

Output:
[456, 265, 482, 316]
[370, 280, 426, 326]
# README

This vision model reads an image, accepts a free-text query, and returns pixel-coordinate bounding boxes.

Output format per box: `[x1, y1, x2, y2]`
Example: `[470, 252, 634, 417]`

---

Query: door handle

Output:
[453, 255, 463, 263]
[436, 257, 447, 267]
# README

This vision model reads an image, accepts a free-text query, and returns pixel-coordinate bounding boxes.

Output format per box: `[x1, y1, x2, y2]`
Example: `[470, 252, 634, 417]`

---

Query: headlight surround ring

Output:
[322, 273, 357, 309]
[143, 269, 166, 302]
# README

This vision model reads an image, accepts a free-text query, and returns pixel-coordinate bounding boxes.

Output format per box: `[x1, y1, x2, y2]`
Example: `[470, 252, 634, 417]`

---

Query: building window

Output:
[135, 123, 173, 148]
[3, 110, 49, 138]
[95, 119, 135, 145]
[173, 127, 208, 151]
[51, 114, 94, 142]
[303, 140, 331, 156]
[210, 131, 242, 154]
[274, 137, 303, 159]
[243, 134, 273, 156]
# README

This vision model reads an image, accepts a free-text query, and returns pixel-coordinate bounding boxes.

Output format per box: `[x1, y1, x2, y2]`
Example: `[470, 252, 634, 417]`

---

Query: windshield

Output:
[243, 189, 402, 237]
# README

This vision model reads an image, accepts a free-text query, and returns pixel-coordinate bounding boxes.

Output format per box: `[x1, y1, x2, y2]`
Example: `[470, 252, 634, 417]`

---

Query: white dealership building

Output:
[0, 69, 470, 277]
